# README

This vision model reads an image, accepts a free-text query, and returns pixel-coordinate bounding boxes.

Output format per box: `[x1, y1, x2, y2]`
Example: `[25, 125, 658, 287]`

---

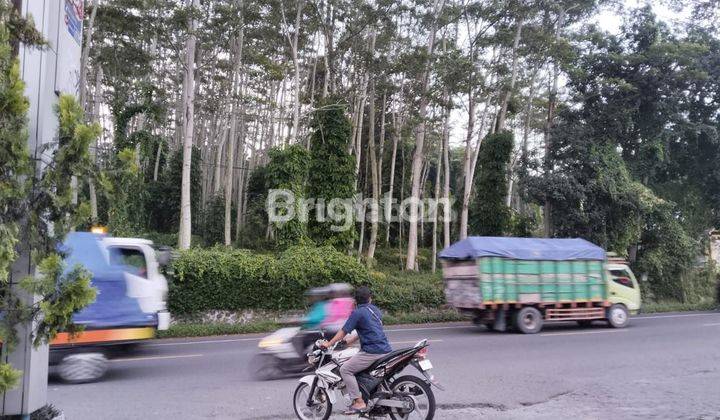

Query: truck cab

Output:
[607, 262, 641, 315]
[51, 232, 171, 383]
[102, 237, 170, 326]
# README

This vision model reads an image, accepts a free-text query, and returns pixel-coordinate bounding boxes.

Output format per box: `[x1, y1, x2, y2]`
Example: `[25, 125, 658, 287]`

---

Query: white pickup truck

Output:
[50, 232, 171, 383]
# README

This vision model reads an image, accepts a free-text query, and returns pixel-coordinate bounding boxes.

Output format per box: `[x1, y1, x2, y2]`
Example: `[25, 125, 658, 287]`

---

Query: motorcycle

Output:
[250, 327, 324, 380]
[292, 339, 441, 420]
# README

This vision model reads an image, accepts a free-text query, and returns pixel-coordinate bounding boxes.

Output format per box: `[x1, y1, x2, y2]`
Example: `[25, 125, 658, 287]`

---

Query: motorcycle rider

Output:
[321, 286, 392, 415]
[293, 287, 330, 356]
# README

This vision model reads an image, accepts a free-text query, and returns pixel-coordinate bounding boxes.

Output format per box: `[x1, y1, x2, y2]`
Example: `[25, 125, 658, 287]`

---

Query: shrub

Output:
[167, 246, 448, 315]
[369, 271, 446, 313]
[168, 245, 370, 314]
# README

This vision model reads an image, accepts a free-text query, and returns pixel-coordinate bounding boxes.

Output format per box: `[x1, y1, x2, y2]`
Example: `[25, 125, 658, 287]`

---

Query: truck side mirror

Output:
[156, 247, 172, 267]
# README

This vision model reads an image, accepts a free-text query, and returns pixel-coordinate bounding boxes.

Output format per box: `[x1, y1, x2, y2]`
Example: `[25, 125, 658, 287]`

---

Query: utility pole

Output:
[1, 1, 83, 416]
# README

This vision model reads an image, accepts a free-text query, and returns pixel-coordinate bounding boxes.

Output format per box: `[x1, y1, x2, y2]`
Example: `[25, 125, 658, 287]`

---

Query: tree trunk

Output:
[386, 102, 402, 244]
[78, 0, 98, 111]
[366, 82, 379, 261]
[225, 5, 244, 246]
[283, 0, 304, 141]
[178, 0, 200, 250]
[406, 0, 444, 271]
[543, 10, 565, 238]
[432, 126, 443, 273]
[442, 96, 451, 249]
[352, 31, 375, 185]
[495, 18, 524, 132]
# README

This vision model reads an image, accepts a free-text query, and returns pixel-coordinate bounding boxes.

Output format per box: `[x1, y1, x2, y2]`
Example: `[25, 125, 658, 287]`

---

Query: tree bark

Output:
[495, 18, 524, 132]
[386, 96, 403, 244]
[366, 81, 379, 261]
[280, 0, 304, 142]
[225, 4, 244, 246]
[178, 0, 200, 250]
[406, 0, 444, 271]
[78, 0, 98, 111]
[442, 94, 451, 249]
[543, 10, 565, 238]
[432, 126, 443, 273]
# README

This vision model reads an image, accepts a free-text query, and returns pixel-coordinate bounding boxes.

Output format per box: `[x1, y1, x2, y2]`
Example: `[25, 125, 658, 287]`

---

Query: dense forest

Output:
[78, 0, 720, 302]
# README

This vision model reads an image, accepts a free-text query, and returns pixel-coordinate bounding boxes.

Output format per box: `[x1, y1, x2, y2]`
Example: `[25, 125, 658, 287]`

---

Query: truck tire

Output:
[58, 352, 108, 383]
[515, 307, 543, 334]
[606, 304, 629, 328]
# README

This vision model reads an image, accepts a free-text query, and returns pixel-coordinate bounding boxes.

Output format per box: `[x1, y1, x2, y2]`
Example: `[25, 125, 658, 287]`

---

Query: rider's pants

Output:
[339, 351, 388, 401]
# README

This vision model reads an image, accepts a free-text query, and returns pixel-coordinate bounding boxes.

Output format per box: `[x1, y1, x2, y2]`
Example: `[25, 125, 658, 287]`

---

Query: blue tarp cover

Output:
[62, 232, 156, 329]
[438, 236, 606, 261]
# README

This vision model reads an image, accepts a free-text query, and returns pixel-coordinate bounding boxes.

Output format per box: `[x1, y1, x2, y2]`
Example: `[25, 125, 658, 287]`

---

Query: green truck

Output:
[439, 237, 641, 334]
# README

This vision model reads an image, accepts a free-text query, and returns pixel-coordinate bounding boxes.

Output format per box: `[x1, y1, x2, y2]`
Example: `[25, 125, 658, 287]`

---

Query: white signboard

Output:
[54, 0, 83, 95]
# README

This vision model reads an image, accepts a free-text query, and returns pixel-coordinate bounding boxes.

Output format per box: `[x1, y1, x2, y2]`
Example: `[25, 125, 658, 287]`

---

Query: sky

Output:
[446, 0, 693, 148]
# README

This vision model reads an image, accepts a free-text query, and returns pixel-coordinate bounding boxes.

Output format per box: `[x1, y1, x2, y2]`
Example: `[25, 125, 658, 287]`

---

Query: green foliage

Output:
[0, 363, 21, 393]
[307, 102, 356, 249]
[0, 7, 97, 392]
[471, 131, 514, 235]
[157, 321, 281, 339]
[102, 147, 147, 236]
[168, 245, 370, 314]
[265, 145, 311, 246]
[201, 194, 232, 247]
[368, 270, 445, 313]
[146, 147, 202, 235]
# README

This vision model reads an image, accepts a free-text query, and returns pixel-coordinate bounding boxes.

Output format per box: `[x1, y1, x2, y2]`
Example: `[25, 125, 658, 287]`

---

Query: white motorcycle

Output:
[293, 339, 441, 420]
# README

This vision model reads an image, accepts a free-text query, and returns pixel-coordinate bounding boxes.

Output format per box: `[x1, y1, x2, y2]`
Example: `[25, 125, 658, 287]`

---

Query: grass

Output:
[157, 320, 280, 339]
[640, 299, 718, 314]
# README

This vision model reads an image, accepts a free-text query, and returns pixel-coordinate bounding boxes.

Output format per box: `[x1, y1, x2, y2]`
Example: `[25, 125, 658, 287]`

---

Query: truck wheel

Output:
[58, 353, 108, 384]
[515, 307, 543, 334]
[607, 304, 629, 328]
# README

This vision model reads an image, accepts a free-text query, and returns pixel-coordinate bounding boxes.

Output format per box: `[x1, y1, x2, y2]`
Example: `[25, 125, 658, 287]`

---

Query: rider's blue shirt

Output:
[342, 303, 392, 354]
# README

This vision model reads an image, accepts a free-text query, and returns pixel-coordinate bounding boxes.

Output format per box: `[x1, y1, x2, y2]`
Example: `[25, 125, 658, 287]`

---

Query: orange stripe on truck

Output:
[51, 327, 155, 345]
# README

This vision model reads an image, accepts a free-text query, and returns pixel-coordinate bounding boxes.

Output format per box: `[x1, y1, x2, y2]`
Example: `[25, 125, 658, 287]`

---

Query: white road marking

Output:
[702, 323, 720, 327]
[635, 313, 720, 320]
[540, 330, 629, 337]
[386, 325, 469, 333]
[146, 337, 262, 347]
[390, 339, 443, 345]
[111, 354, 203, 362]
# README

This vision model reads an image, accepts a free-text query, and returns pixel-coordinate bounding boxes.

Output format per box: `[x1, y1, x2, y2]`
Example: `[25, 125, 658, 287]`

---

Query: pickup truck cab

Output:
[50, 232, 171, 383]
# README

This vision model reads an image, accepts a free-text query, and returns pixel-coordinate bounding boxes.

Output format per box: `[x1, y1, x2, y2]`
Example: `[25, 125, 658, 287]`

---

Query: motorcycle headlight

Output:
[258, 337, 283, 349]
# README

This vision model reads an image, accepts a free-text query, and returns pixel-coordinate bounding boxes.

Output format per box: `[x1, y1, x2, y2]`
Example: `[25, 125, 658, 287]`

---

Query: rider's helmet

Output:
[305, 286, 331, 303]
[327, 283, 353, 298]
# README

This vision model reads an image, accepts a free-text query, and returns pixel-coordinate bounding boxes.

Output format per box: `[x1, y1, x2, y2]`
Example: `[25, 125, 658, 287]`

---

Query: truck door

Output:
[108, 246, 165, 313]
[608, 267, 641, 312]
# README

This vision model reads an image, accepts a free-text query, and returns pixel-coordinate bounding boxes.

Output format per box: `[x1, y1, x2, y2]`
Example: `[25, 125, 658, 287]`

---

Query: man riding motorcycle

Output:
[320, 285, 391, 415]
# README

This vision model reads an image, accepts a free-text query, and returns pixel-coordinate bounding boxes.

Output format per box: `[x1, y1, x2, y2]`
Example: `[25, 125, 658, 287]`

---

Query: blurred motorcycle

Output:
[250, 327, 323, 380]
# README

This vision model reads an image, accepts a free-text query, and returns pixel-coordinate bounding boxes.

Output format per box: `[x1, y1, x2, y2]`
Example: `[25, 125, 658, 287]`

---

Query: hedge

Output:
[168, 246, 448, 315]
[169, 245, 370, 314]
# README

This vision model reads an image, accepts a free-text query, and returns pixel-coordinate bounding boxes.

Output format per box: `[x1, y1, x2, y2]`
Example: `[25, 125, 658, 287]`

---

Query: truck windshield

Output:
[610, 269, 634, 288]
[109, 247, 148, 279]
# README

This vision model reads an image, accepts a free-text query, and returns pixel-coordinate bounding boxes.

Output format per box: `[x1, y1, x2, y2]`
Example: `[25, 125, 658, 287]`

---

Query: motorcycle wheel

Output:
[388, 375, 436, 420]
[249, 354, 283, 381]
[293, 382, 332, 420]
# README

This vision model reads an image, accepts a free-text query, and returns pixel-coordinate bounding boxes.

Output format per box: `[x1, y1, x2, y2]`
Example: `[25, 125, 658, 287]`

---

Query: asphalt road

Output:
[49, 312, 720, 419]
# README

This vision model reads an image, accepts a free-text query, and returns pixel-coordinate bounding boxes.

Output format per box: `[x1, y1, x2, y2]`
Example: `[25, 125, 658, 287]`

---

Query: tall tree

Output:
[178, 0, 200, 249]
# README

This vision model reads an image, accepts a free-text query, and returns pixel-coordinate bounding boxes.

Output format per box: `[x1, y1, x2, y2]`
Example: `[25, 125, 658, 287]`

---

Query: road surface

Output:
[49, 312, 720, 419]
